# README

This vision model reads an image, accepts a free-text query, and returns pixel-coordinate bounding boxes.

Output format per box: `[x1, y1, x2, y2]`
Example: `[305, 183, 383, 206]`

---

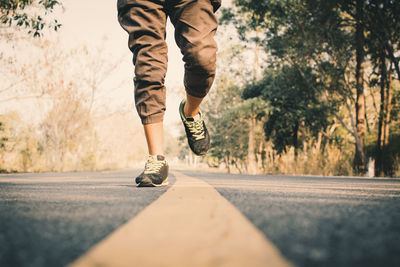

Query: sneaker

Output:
[136, 155, 169, 187]
[179, 99, 210, 156]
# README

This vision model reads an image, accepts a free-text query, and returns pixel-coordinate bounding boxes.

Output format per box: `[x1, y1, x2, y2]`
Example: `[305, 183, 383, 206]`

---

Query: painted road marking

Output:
[69, 171, 292, 267]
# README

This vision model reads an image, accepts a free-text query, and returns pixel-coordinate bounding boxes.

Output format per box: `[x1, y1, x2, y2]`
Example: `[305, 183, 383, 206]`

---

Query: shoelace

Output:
[144, 157, 165, 174]
[185, 119, 205, 140]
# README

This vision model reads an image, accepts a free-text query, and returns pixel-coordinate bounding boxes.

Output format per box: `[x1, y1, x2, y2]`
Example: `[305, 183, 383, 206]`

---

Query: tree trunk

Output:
[253, 41, 259, 82]
[293, 121, 299, 157]
[247, 116, 257, 174]
[224, 154, 231, 174]
[376, 51, 387, 177]
[354, 0, 366, 174]
[257, 139, 264, 172]
[376, 64, 393, 177]
[384, 68, 392, 149]
[385, 42, 400, 81]
[247, 39, 260, 175]
[255, 120, 265, 172]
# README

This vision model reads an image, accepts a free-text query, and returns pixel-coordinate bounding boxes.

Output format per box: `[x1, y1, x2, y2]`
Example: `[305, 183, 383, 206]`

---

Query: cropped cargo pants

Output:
[117, 0, 221, 124]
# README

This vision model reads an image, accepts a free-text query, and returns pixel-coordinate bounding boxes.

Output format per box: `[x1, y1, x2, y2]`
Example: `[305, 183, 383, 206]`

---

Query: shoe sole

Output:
[137, 177, 169, 187]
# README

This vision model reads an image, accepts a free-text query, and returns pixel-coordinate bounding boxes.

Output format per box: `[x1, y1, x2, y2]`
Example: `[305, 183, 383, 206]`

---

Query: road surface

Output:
[0, 169, 399, 267]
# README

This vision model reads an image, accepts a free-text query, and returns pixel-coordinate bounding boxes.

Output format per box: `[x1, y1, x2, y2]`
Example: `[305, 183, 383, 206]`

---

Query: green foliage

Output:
[205, 79, 250, 172]
[214, 0, 400, 176]
[366, 133, 400, 177]
[366, 85, 400, 176]
[219, 0, 270, 42]
[0, 120, 9, 173]
[208, 105, 249, 170]
[364, 0, 400, 80]
[0, 122, 8, 150]
[224, 0, 354, 153]
[1, 0, 62, 37]
[243, 66, 331, 153]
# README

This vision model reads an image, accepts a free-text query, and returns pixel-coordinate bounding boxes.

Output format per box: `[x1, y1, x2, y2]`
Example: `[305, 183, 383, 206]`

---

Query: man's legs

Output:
[118, 0, 168, 157]
[169, 0, 218, 99]
[142, 94, 202, 157]
[143, 122, 164, 156]
[184, 93, 204, 118]
[118, 0, 168, 126]
[118, 0, 219, 184]
[170, 0, 219, 155]
[118, 0, 169, 186]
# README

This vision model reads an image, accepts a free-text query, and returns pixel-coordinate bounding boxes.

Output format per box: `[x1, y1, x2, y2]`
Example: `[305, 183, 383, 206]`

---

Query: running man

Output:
[117, 0, 221, 186]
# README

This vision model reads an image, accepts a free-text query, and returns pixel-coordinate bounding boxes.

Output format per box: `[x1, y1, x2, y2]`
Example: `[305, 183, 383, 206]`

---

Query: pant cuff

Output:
[140, 113, 164, 125]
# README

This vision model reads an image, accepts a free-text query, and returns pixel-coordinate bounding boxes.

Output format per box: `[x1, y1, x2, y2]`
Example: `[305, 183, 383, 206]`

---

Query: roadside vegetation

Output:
[0, 0, 180, 173]
[1, 0, 399, 177]
[202, 0, 400, 177]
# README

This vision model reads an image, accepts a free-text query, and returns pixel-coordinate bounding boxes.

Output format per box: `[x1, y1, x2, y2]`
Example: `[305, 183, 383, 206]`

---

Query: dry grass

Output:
[263, 146, 353, 177]
[259, 141, 354, 177]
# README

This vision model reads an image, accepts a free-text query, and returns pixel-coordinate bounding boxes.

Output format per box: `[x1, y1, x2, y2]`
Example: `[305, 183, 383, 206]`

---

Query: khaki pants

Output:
[117, 0, 221, 124]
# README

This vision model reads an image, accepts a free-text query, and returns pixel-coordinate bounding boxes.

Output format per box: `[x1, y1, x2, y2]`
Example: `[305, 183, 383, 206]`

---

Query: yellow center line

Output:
[68, 171, 293, 267]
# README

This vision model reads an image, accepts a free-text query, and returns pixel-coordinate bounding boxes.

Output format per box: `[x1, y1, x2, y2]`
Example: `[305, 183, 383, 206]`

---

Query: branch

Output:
[385, 41, 400, 80]
[320, 90, 357, 139]
[0, 93, 45, 103]
[0, 76, 29, 94]
[344, 96, 364, 157]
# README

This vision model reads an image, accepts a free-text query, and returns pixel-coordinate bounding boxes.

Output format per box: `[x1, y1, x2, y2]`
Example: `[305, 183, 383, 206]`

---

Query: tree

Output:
[206, 75, 250, 173]
[1, 0, 62, 37]
[40, 84, 92, 171]
[243, 65, 331, 155]
[0, 121, 8, 172]
[0, 122, 7, 149]
[362, 0, 400, 176]
[223, 0, 400, 176]
[354, 0, 367, 173]
[1, 1, 63, 171]
[223, 0, 353, 160]
[1, 35, 127, 172]
[220, 3, 270, 173]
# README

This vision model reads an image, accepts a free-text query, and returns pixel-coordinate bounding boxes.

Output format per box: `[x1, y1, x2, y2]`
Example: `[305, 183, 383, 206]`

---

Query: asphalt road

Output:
[0, 170, 173, 267]
[182, 171, 400, 267]
[1, 169, 400, 267]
